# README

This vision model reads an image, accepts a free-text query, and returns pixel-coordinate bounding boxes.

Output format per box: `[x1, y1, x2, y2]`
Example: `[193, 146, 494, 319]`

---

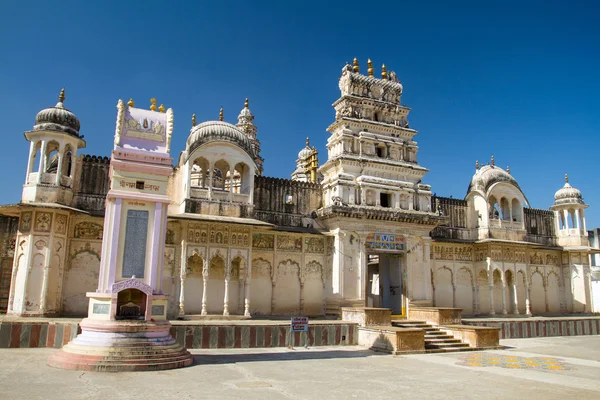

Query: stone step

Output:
[425, 347, 474, 354]
[424, 337, 457, 343]
[427, 342, 470, 349]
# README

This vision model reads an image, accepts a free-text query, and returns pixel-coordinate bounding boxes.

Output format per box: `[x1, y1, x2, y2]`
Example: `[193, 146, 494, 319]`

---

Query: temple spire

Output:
[244, 98, 249, 108]
[192, 113, 196, 127]
[382, 64, 387, 80]
[565, 173, 569, 183]
[507, 166, 510, 174]
[367, 59, 374, 77]
[219, 107, 224, 121]
[491, 155, 495, 166]
[475, 160, 479, 170]
[58, 88, 65, 103]
[306, 137, 310, 147]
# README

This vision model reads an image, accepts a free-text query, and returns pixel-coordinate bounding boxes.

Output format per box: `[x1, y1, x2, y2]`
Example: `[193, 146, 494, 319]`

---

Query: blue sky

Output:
[1, 1, 599, 226]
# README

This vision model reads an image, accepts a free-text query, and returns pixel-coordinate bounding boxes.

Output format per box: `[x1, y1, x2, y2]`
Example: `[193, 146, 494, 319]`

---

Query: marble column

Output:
[178, 246, 187, 318]
[201, 261, 208, 316]
[223, 273, 230, 316]
[525, 280, 532, 315]
[487, 257, 495, 315]
[207, 162, 214, 200]
[55, 152, 63, 186]
[513, 281, 520, 314]
[39, 234, 54, 314]
[25, 141, 35, 183]
[501, 283, 507, 315]
[38, 140, 47, 183]
[244, 260, 251, 317]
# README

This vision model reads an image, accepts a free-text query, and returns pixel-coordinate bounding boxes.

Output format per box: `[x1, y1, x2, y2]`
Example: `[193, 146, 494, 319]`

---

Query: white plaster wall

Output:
[26, 253, 45, 312]
[273, 261, 300, 314]
[62, 251, 99, 316]
[455, 267, 473, 314]
[571, 265, 586, 312]
[434, 266, 453, 307]
[184, 274, 204, 314]
[250, 258, 272, 315]
[530, 272, 546, 313]
[492, 270, 503, 314]
[516, 270, 527, 314]
[547, 272, 561, 312]
[477, 270, 490, 314]
[12, 254, 26, 313]
[342, 234, 360, 299]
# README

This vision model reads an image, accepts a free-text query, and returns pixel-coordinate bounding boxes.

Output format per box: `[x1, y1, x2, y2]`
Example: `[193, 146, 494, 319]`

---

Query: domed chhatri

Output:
[33, 88, 81, 137]
[467, 164, 522, 195]
[186, 120, 255, 158]
[554, 174, 585, 206]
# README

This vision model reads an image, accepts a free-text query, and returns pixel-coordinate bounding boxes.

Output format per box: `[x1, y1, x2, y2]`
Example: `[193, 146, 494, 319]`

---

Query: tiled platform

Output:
[0, 316, 358, 349]
[462, 315, 600, 339]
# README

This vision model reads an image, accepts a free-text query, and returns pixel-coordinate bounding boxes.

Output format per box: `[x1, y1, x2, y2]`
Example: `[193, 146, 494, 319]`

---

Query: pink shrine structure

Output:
[48, 99, 193, 371]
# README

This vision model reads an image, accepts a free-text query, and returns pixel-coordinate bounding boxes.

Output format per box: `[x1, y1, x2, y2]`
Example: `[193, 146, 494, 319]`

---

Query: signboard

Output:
[291, 316, 309, 332]
[365, 233, 406, 252]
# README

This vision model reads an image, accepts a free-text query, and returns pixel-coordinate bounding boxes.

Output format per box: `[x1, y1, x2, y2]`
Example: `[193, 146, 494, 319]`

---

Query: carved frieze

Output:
[54, 214, 67, 235]
[74, 222, 103, 240]
[277, 235, 302, 252]
[252, 233, 274, 250]
[34, 212, 52, 233]
[19, 212, 32, 233]
[454, 247, 472, 262]
[305, 237, 325, 254]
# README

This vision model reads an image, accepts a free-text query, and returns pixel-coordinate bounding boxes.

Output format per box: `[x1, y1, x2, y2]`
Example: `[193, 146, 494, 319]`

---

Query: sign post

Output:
[290, 316, 309, 349]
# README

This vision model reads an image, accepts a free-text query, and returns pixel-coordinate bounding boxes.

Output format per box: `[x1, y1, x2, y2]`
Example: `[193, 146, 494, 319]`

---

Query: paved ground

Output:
[1, 336, 599, 399]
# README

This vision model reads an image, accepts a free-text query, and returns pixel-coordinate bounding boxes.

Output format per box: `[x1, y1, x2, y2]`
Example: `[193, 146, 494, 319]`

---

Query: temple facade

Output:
[0, 60, 595, 319]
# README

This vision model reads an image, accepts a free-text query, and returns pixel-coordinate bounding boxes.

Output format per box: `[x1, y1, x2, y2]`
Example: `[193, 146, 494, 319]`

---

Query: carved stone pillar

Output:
[525, 277, 532, 315]
[299, 282, 305, 314]
[39, 235, 54, 314]
[486, 257, 495, 315]
[501, 283, 507, 315]
[474, 277, 480, 314]
[178, 239, 187, 318]
[271, 280, 276, 314]
[544, 279, 549, 313]
[38, 140, 47, 183]
[201, 261, 208, 316]
[513, 282, 520, 314]
[25, 141, 35, 182]
[223, 274, 230, 316]
[55, 152, 63, 186]
[207, 161, 214, 200]
[244, 269, 251, 317]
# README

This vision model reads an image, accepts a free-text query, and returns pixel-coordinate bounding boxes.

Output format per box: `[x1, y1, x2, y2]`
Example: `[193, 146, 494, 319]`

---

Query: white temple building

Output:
[0, 59, 595, 320]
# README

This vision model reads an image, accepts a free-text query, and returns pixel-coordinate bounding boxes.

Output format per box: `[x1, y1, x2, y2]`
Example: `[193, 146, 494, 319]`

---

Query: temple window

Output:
[380, 192, 391, 208]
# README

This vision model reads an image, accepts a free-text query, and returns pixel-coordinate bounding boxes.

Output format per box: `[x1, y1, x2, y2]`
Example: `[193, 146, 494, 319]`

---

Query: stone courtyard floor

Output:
[1, 336, 599, 399]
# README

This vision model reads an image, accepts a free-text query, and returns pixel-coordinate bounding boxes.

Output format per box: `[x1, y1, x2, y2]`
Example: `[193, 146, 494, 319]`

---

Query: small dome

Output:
[298, 146, 312, 160]
[238, 107, 253, 118]
[554, 175, 584, 206]
[186, 120, 255, 159]
[34, 90, 81, 137]
[467, 165, 521, 195]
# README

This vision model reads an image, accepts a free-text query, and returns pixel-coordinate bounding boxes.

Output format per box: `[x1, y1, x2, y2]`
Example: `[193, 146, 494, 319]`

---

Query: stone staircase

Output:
[392, 320, 472, 353]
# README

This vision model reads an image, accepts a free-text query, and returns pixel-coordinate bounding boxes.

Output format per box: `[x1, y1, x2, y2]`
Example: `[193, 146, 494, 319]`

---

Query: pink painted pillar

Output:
[106, 198, 123, 288]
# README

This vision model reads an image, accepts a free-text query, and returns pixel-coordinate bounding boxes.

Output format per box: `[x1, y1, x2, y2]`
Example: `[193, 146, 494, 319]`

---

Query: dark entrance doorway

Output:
[366, 253, 405, 315]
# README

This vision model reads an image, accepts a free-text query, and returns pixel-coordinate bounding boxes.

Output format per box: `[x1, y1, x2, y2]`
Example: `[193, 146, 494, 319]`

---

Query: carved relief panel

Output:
[34, 212, 52, 233]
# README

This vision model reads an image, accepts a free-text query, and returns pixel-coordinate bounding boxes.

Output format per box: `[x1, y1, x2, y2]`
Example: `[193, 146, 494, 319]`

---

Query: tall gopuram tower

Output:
[49, 98, 193, 371]
[236, 98, 264, 175]
[317, 59, 444, 315]
[7, 89, 85, 317]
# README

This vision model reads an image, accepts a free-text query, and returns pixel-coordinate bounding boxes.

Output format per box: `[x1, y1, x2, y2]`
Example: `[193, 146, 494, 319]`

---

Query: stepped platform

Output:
[393, 320, 472, 353]
[0, 315, 358, 349]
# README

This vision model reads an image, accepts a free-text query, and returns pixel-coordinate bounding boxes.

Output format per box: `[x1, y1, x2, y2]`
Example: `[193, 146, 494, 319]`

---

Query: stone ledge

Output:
[358, 326, 425, 354]
[441, 325, 500, 349]
[408, 307, 463, 326]
[341, 307, 392, 327]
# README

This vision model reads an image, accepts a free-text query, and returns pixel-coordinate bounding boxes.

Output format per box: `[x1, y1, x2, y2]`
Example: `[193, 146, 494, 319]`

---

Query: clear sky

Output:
[1, 1, 599, 226]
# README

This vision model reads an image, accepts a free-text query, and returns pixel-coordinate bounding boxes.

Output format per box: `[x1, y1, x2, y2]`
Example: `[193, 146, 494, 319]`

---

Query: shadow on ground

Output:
[191, 348, 384, 365]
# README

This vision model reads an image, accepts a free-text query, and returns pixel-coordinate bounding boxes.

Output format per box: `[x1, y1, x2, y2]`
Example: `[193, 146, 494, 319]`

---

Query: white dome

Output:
[554, 176, 584, 206]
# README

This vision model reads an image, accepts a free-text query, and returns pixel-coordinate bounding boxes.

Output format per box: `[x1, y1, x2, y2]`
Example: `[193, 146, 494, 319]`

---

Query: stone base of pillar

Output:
[47, 318, 193, 372]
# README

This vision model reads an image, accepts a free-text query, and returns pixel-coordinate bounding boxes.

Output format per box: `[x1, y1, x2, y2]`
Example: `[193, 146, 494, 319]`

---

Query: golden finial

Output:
[244, 98, 249, 108]
[475, 160, 479, 170]
[192, 113, 196, 127]
[58, 88, 65, 103]
[306, 137, 310, 147]
[565, 173, 569, 183]
[367, 59, 374, 77]
[150, 98, 157, 111]
[491, 155, 495, 166]
[352, 58, 360, 73]
[382, 64, 387, 80]
[127, 98, 135, 107]
[507, 166, 511, 174]
[158, 104, 165, 113]
[219, 107, 224, 121]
